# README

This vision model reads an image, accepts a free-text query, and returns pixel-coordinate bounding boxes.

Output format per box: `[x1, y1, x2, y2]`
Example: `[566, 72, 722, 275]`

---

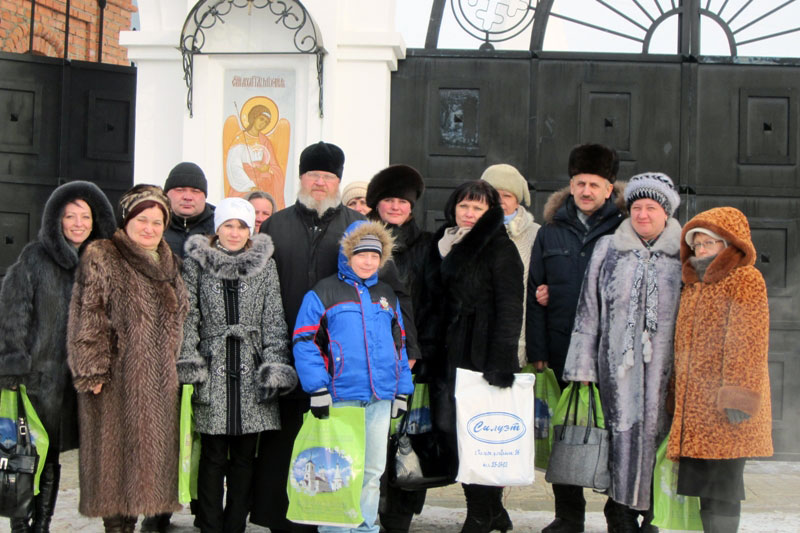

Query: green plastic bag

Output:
[287, 406, 366, 527]
[652, 435, 703, 531]
[178, 385, 200, 504]
[552, 382, 605, 429]
[533, 369, 561, 471]
[390, 380, 431, 436]
[0, 387, 49, 495]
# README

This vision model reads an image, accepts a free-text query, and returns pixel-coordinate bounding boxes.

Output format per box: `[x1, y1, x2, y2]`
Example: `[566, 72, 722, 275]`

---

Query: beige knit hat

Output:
[480, 164, 531, 207]
[342, 181, 369, 206]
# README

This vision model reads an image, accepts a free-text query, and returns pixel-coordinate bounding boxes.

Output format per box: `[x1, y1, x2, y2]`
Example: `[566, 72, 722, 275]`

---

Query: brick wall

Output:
[0, 0, 137, 65]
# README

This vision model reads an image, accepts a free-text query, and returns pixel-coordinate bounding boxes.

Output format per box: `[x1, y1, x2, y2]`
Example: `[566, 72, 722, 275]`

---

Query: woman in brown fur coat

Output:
[67, 185, 189, 533]
[668, 206, 772, 533]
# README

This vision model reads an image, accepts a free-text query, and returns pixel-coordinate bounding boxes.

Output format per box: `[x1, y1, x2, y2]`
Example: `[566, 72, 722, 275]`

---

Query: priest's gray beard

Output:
[297, 190, 342, 216]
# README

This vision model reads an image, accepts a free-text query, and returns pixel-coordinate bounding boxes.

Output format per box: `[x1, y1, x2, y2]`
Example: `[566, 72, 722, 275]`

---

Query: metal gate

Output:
[390, 1, 800, 459]
[0, 52, 136, 276]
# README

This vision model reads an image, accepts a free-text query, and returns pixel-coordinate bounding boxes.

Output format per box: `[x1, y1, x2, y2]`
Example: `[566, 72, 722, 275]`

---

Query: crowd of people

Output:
[0, 140, 772, 533]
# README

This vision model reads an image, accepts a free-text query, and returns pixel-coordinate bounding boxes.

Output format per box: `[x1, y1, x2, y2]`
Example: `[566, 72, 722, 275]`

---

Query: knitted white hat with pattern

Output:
[624, 172, 680, 216]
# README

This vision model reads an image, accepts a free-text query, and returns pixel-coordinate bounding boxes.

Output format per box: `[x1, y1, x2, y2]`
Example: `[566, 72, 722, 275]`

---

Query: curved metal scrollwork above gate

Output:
[437, 0, 800, 58]
[180, 0, 325, 117]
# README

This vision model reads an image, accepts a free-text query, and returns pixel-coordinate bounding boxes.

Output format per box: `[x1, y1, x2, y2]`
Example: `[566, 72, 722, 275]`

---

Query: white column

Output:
[119, 1, 193, 186]
[330, 0, 405, 185]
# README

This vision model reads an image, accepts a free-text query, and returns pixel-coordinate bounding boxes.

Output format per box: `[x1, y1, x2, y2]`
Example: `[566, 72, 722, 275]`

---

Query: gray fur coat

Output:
[178, 234, 296, 435]
[563, 217, 682, 510]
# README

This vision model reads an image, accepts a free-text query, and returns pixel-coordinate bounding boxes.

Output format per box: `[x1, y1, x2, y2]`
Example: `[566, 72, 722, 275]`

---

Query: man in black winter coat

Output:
[163, 161, 215, 258]
[250, 142, 417, 533]
[526, 143, 625, 533]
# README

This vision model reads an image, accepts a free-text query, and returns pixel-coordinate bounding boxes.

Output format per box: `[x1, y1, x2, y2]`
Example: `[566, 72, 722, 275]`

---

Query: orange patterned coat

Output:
[667, 207, 772, 460]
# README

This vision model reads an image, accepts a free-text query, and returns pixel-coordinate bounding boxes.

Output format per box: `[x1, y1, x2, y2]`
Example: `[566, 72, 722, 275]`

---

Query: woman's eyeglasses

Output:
[690, 239, 722, 251]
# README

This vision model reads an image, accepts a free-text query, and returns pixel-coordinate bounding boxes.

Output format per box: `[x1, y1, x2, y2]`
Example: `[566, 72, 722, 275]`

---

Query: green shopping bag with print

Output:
[0, 387, 49, 495]
[652, 435, 703, 531]
[287, 406, 366, 527]
[178, 385, 200, 504]
[533, 368, 561, 470]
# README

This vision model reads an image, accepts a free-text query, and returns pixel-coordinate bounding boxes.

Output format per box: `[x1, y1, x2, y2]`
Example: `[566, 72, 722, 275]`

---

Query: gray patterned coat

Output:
[177, 233, 296, 435]
[563, 217, 682, 510]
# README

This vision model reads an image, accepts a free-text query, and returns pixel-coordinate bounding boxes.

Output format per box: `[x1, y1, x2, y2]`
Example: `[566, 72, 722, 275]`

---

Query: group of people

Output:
[0, 139, 771, 533]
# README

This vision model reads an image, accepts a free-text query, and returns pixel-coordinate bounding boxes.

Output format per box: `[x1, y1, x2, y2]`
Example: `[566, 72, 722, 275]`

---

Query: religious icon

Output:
[223, 96, 291, 208]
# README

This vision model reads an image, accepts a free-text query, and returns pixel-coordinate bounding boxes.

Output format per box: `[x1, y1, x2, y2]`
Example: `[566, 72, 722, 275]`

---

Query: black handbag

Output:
[0, 391, 38, 518]
[545, 383, 610, 491]
[388, 388, 456, 490]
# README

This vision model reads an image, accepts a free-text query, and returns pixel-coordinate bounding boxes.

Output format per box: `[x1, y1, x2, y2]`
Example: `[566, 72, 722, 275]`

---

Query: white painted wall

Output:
[120, 0, 404, 204]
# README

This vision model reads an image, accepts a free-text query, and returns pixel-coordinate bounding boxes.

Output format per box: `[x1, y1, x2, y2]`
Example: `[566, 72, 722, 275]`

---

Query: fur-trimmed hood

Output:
[337, 220, 395, 285]
[543, 181, 627, 224]
[680, 207, 756, 285]
[183, 233, 275, 280]
[39, 180, 116, 269]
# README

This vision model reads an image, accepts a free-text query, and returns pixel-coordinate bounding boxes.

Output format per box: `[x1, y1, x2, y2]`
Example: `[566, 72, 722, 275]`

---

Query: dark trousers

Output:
[196, 432, 258, 533]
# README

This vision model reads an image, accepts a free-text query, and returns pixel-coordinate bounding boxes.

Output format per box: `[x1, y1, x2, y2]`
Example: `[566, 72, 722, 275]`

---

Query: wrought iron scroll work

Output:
[437, 0, 800, 57]
[449, 0, 537, 51]
[180, 0, 325, 118]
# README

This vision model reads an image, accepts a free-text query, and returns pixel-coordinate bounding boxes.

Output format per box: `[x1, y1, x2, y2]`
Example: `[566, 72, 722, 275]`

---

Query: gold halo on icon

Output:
[240, 96, 279, 134]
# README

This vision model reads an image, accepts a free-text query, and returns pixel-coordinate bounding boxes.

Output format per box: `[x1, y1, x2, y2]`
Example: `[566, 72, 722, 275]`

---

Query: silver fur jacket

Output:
[563, 217, 682, 510]
[178, 233, 296, 435]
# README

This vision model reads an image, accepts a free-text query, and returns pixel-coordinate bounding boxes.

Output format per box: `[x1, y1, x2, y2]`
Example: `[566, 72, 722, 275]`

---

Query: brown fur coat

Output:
[67, 229, 189, 517]
[668, 207, 772, 460]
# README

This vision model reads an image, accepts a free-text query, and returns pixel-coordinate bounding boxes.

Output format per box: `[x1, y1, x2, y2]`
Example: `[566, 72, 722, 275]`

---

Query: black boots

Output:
[489, 488, 513, 532]
[462, 484, 511, 533]
[461, 484, 492, 533]
[9, 463, 61, 533]
[141, 513, 171, 532]
[10, 517, 31, 533]
[103, 515, 137, 533]
[603, 499, 641, 533]
[31, 463, 60, 533]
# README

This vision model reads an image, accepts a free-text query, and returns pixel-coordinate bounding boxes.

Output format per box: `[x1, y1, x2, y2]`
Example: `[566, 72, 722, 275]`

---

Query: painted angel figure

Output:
[223, 96, 290, 208]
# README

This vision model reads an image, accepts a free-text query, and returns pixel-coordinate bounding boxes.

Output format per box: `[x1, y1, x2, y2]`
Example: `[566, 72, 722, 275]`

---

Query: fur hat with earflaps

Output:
[366, 165, 425, 210]
[340, 221, 395, 269]
[568, 143, 619, 183]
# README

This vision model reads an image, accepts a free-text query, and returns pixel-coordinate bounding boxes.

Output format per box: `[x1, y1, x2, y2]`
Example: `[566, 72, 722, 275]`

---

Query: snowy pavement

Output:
[2, 450, 798, 532]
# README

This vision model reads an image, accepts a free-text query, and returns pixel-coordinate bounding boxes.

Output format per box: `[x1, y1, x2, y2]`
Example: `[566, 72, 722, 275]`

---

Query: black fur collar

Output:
[39, 180, 116, 269]
[184, 233, 275, 280]
[437, 205, 506, 283]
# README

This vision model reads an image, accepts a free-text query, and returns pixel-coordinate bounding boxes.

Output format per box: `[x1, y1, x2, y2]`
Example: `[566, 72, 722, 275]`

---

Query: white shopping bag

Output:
[454, 368, 535, 486]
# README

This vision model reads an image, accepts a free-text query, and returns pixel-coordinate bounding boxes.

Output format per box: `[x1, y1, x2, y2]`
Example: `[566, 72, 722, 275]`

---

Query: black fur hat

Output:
[366, 165, 424, 209]
[568, 143, 619, 183]
[299, 141, 345, 179]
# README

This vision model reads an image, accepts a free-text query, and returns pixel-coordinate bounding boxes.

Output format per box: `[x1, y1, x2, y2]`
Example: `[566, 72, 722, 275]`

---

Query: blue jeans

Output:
[319, 398, 392, 533]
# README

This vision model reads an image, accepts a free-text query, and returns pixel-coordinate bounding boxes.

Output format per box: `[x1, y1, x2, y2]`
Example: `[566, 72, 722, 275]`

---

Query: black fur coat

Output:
[0, 181, 115, 452]
[417, 206, 524, 431]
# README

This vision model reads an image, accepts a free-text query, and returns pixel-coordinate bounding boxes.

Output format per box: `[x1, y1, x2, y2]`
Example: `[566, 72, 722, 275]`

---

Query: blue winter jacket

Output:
[293, 224, 414, 402]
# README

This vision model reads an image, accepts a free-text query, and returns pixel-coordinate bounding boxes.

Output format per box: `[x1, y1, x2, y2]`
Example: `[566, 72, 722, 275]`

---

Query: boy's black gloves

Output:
[310, 388, 332, 419]
[391, 395, 408, 419]
[483, 371, 515, 388]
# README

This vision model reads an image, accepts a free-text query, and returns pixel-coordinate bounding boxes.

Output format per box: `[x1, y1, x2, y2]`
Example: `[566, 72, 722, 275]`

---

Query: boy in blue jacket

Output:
[293, 220, 414, 533]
